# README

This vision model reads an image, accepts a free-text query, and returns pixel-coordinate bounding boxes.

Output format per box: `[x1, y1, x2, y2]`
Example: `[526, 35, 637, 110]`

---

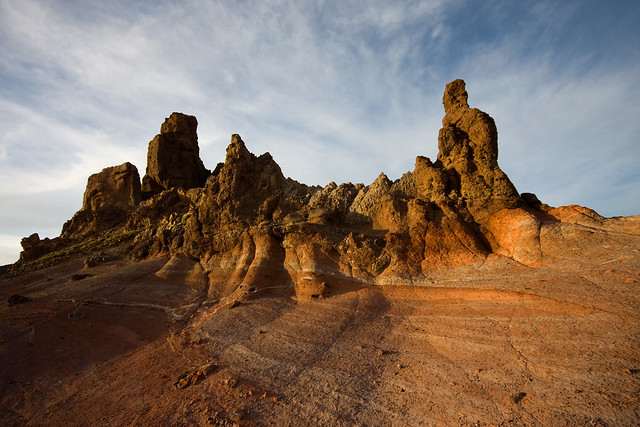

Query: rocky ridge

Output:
[13, 80, 611, 301]
[4, 79, 640, 427]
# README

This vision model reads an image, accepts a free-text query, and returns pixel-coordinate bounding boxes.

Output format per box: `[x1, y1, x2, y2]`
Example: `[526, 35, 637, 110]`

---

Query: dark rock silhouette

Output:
[141, 112, 210, 198]
[61, 162, 141, 238]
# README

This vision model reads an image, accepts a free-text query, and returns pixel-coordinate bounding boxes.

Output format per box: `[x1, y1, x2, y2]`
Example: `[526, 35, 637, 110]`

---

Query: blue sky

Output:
[1, 0, 639, 264]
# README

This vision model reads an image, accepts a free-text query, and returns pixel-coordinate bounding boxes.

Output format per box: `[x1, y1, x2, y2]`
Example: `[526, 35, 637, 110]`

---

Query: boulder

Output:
[486, 208, 542, 265]
[18, 233, 51, 261]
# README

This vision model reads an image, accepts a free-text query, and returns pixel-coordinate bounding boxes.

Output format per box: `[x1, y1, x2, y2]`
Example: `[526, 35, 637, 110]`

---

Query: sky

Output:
[1, 0, 639, 265]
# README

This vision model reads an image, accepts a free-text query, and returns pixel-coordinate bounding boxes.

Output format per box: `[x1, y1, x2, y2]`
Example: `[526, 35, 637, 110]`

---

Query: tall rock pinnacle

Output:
[141, 113, 210, 198]
[437, 79, 518, 214]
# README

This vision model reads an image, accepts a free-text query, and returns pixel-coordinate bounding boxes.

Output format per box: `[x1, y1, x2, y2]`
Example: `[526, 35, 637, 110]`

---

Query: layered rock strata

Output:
[16, 80, 607, 299]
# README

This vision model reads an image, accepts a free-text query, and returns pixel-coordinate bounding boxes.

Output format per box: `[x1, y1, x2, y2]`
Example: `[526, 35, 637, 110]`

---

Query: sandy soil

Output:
[1, 219, 639, 426]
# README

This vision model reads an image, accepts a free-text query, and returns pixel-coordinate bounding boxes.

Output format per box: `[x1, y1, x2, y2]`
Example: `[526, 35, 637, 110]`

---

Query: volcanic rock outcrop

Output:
[437, 79, 519, 212]
[141, 112, 210, 198]
[13, 80, 606, 297]
[61, 162, 141, 238]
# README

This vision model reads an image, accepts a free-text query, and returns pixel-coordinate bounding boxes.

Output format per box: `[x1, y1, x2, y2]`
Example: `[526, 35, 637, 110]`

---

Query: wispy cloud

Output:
[1, 0, 639, 264]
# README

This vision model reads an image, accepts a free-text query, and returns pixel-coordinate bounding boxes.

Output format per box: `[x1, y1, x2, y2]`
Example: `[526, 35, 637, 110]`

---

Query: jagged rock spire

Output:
[141, 113, 210, 198]
[437, 79, 518, 209]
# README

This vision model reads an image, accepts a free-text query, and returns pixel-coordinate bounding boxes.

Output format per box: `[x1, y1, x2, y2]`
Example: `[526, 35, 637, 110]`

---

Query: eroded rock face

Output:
[17, 233, 53, 262]
[156, 253, 208, 292]
[82, 162, 141, 211]
[16, 80, 613, 294]
[61, 162, 141, 238]
[141, 113, 210, 198]
[424, 79, 519, 213]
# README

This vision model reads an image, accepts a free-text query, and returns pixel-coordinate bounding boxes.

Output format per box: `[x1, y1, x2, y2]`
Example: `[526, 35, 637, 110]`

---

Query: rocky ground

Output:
[1, 215, 638, 426]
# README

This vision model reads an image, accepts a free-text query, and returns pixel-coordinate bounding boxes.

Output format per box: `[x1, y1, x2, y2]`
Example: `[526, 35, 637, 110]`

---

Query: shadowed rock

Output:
[141, 113, 210, 198]
[82, 162, 141, 211]
[61, 162, 141, 238]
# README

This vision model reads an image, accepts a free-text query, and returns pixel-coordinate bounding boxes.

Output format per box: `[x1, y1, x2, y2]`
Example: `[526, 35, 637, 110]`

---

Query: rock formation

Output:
[61, 162, 141, 238]
[82, 162, 142, 211]
[141, 112, 210, 198]
[438, 79, 519, 211]
[13, 80, 608, 297]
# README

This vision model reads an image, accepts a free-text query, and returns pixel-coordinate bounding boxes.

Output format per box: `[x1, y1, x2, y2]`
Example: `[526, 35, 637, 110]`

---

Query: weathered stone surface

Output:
[195, 134, 293, 229]
[16, 80, 619, 282]
[141, 113, 210, 197]
[437, 79, 519, 213]
[61, 162, 141, 238]
[18, 233, 49, 262]
[294, 279, 329, 302]
[486, 207, 542, 265]
[81, 162, 141, 212]
[548, 205, 605, 227]
[414, 156, 450, 202]
[156, 253, 208, 291]
[350, 173, 392, 218]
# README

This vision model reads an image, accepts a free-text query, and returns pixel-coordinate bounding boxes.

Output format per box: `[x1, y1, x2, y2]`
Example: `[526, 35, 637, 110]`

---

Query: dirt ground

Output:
[1, 217, 639, 426]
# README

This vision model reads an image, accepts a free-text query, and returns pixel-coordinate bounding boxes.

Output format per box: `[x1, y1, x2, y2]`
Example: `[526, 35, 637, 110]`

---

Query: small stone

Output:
[509, 392, 527, 404]
[376, 349, 384, 356]
[196, 362, 217, 376]
[228, 410, 243, 422]
[7, 294, 31, 306]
